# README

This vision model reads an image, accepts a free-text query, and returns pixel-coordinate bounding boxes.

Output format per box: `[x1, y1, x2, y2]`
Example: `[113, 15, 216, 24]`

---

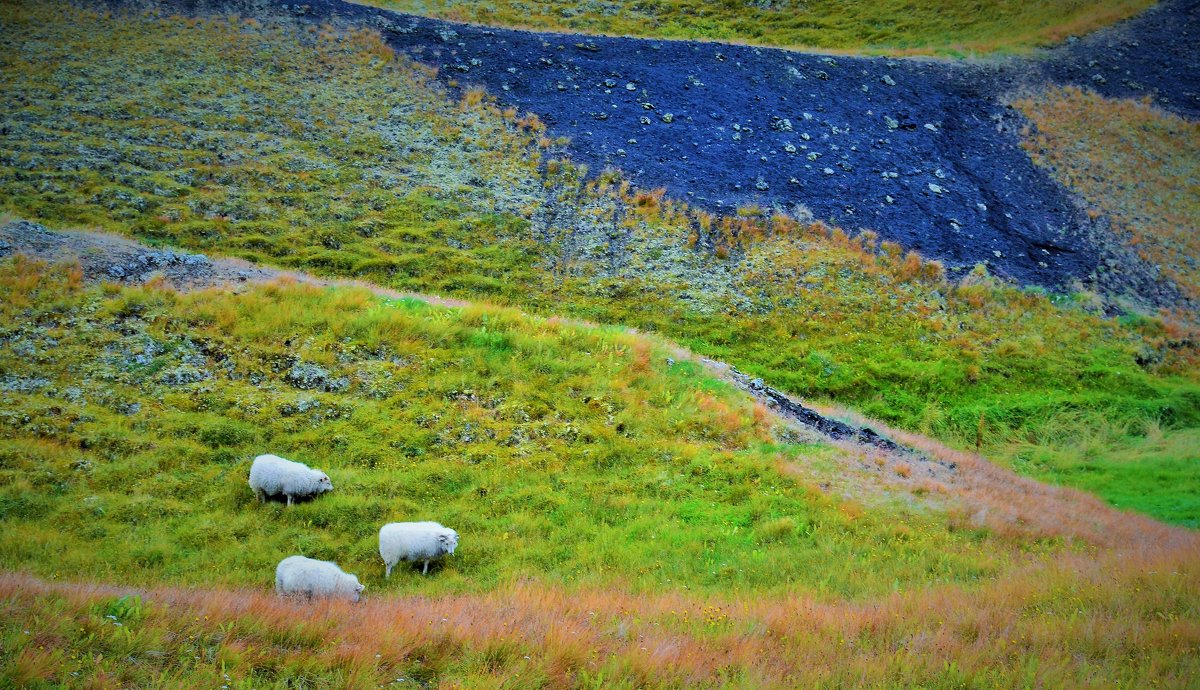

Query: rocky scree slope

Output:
[113, 0, 1199, 306]
[1037, 0, 1200, 119]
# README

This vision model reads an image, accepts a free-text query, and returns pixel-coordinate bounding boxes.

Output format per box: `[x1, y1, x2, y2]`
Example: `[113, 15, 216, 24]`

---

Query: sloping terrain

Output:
[2, 251, 988, 596]
[0, 1, 1198, 687]
[3, 1, 1198, 524]
[1, 230, 1197, 688]
[115, 0, 1199, 306]
[121, 0, 1104, 292]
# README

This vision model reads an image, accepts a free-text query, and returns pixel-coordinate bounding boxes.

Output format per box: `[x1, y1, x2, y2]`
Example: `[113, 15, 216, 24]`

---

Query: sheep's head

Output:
[314, 471, 333, 493]
[343, 575, 364, 602]
[438, 530, 459, 555]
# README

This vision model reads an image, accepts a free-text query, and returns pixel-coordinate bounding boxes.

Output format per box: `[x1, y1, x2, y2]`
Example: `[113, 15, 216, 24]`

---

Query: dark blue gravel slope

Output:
[111, 0, 1200, 297]
[1038, 0, 1200, 118]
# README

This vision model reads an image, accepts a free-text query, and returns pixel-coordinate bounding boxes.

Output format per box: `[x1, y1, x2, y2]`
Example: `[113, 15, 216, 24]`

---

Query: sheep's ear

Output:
[357, 584, 365, 592]
[438, 533, 449, 544]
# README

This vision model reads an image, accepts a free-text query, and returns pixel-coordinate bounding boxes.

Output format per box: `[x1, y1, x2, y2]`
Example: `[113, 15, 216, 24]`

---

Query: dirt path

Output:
[0, 219, 470, 308]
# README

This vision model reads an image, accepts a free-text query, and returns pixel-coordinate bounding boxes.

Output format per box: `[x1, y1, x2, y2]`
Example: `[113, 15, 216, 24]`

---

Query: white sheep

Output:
[248, 454, 332, 506]
[275, 555, 364, 602]
[379, 521, 459, 576]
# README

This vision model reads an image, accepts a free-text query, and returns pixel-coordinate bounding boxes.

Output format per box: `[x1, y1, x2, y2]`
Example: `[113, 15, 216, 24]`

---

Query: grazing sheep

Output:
[248, 454, 332, 506]
[275, 555, 364, 602]
[379, 521, 459, 576]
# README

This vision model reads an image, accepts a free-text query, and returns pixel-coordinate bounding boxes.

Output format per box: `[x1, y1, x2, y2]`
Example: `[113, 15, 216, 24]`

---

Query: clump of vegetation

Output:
[363, 0, 1154, 55]
[1015, 86, 1200, 301]
[2, 2, 1198, 526]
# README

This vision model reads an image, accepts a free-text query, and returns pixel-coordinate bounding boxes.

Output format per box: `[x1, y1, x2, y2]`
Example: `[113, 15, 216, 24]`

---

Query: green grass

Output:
[360, 0, 1155, 55]
[0, 259, 1012, 597]
[1009, 427, 1200, 527]
[1, 1, 1198, 527]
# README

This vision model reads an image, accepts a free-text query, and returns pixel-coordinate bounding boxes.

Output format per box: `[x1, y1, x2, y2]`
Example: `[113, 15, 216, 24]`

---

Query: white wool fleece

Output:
[248, 454, 333, 505]
[379, 521, 459, 576]
[275, 555, 364, 602]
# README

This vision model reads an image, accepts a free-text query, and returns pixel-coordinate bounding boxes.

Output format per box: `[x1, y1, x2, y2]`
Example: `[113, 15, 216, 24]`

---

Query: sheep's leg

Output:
[255, 488, 266, 503]
[385, 563, 392, 578]
[422, 560, 429, 575]
[286, 494, 293, 507]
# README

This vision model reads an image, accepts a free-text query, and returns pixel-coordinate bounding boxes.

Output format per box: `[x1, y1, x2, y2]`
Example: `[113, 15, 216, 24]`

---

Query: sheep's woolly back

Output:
[275, 555, 362, 601]
[379, 522, 459, 568]
[248, 454, 332, 500]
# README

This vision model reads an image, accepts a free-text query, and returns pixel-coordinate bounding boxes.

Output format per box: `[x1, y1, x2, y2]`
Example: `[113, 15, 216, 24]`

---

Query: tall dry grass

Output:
[809, 401, 1197, 552]
[4, 542, 1198, 688]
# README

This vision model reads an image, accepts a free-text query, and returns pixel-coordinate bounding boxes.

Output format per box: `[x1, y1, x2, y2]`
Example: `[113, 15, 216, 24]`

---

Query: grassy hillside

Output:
[1, 6, 1199, 685]
[2, 1, 1197, 524]
[0, 258, 1010, 596]
[2, 257, 1198, 689]
[359, 0, 1155, 55]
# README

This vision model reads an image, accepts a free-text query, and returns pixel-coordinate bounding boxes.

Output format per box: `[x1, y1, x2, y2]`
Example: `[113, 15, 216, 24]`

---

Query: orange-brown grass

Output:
[807, 401, 1197, 552]
[4, 541, 1198, 688]
[1014, 86, 1200, 303]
